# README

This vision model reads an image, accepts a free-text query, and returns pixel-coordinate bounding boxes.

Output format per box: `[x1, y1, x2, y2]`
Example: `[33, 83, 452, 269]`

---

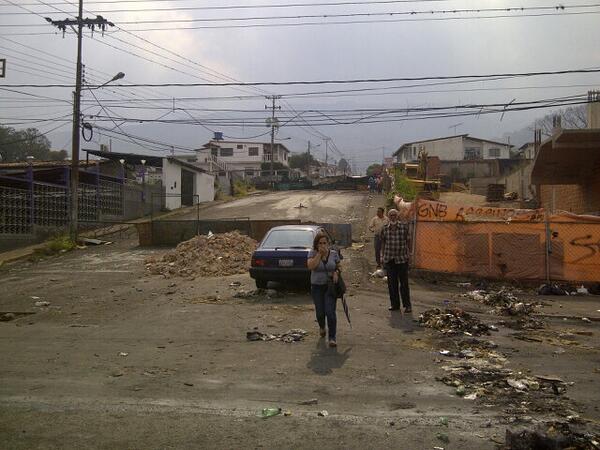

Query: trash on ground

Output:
[34, 301, 51, 307]
[246, 328, 308, 343]
[79, 237, 111, 246]
[436, 432, 450, 443]
[419, 308, 491, 336]
[145, 231, 257, 278]
[261, 407, 281, 418]
[298, 398, 318, 405]
[318, 410, 329, 417]
[505, 421, 599, 450]
[576, 285, 589, 296]
[118, 352, 128, 357]
[370, 269, 386, 278]
[538, 284, 569, 296]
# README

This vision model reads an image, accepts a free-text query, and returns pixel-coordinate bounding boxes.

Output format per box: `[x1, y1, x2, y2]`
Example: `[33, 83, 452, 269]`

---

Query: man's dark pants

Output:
[385, 260, 411, 309]
[374, 234, 382, 266]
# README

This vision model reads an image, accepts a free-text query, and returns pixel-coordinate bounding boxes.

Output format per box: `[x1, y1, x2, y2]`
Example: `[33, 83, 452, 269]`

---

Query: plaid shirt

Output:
[380, 220, 411, 264]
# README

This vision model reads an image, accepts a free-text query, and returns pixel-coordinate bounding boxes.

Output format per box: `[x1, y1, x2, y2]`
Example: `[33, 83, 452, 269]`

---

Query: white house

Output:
[394, 134, 512, 163]
[197, 139, 290, 177]
[517, 142, 537, 160]
[162, 157, 214, 210]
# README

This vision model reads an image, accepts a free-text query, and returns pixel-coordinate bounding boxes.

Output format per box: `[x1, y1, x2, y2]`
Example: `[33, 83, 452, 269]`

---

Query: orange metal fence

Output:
[410, 200, 600, 282]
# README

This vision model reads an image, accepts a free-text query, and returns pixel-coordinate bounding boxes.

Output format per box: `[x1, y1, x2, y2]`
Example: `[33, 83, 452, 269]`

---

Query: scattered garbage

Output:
[505, 421, 600, 450]
[436, 432, 450, 443]
[576, 285, 589, 296]
[34, 301, 51, 307]
[261, 407, 281, 418]
[318, 410, 329, 417]
[145, 231, 257, 278]
[1, 312, 16, 322]
[419, 308, 491, 336]
[246, 328, 308, 343]
[371, 269, 386, 278]
[538, 284, 569, 296]
[79, 237, 112, 246]
[118, 352, 128, 357]
[298, 398, 318, 405]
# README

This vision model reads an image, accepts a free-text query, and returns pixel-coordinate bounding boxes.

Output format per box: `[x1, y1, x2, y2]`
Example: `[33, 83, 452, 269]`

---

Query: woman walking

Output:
[307, 233, 341, 347]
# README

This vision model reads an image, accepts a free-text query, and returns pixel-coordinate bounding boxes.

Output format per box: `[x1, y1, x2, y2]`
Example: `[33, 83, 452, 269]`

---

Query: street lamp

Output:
[70, 71, 125, 240]
[119, 158, 125, 181]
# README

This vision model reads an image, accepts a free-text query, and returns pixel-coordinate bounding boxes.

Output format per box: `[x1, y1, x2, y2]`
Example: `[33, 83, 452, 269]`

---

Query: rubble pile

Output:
[462, 289, 537, 316]
[505, 421, 599, 450]
[419, 308, 491, 336]
[145, 231, 257, 278]
[246, 328, 308, 343]
[438, 359, 575, 414]
[438, 337, 505, 362]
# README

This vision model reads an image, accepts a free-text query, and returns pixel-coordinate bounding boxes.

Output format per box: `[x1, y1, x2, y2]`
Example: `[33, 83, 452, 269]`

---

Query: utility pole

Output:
[323, 138, 331, 178]
[265, 95, 281, 189]
[306, 141, 311, 178]
[46, 6, 114, 240]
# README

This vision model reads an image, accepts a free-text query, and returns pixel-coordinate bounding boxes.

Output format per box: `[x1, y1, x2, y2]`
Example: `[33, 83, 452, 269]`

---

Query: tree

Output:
[0, 125, 58, 162]
[532, 105, 587, 137]
[289, 152, 319, 170]
[366, 163, 383, 176]
[337, 158, 349, 174]
[260, 161, 285, 171]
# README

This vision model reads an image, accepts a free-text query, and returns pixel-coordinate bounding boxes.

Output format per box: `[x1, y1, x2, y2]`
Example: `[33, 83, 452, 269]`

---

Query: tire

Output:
[255, 278, 268, 289]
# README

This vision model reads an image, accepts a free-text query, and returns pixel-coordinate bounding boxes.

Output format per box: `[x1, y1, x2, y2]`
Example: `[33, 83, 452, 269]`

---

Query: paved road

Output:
[1, 190, 599, 449]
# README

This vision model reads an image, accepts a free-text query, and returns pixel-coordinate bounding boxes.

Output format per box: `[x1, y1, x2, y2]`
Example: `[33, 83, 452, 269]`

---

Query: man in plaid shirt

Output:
[380, 208, 412, 312]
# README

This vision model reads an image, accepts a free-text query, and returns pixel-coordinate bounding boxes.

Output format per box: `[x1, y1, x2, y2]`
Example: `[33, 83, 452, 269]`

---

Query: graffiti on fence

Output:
[416, 200, 544, 222]
[569, 234, 600, 263]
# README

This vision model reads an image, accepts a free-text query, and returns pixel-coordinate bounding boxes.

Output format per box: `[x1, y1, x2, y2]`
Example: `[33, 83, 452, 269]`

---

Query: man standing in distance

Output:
[380, 208, 412, 313]
[368, 207, 388, 269]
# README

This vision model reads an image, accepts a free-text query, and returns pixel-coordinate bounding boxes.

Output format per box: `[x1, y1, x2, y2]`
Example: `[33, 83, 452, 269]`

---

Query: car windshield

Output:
[261, 229, 314, 249]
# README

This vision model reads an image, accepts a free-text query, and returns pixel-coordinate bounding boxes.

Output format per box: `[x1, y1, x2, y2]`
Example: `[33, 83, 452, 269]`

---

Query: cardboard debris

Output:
[246, 328, 308, 343]
[144, 231, 257, 278]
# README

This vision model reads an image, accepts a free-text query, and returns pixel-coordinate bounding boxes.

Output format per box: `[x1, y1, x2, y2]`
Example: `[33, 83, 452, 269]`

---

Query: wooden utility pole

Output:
[46, 6, 114, 239]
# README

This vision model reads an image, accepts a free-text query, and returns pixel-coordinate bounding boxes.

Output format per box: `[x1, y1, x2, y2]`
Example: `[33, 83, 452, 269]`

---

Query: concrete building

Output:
[518, 142, 537, 160]
[162, 158, 214, 210]
[197, 139, 290, 177]
[394, 134, 512, 163]
[531, 92, 600, 215]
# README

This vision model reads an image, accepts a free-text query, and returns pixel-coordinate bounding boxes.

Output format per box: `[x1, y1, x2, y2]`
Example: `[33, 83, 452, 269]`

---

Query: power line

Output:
[5, 67, 600, 88]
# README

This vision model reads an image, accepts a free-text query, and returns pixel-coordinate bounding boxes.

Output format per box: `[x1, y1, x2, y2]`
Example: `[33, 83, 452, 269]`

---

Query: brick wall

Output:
[539, 172, 600, 214]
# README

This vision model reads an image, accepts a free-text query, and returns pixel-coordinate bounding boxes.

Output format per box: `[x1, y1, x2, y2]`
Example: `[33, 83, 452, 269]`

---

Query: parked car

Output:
[249, 225, 337, 289]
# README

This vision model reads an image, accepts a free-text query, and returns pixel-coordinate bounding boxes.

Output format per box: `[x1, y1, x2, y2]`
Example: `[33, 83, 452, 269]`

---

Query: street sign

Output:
[0, 59, 5, 78]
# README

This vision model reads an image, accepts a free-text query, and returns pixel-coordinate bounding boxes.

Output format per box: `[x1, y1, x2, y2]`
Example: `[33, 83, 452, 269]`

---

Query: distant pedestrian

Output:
[368, 207, 388, 268]
[368, 176, 375, 193]
[380, 208, 412, 313]
[307, 233, 342, 347]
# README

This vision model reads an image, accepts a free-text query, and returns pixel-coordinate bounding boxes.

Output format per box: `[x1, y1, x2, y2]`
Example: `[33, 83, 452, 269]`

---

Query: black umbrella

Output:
[341, 295, 352, 328]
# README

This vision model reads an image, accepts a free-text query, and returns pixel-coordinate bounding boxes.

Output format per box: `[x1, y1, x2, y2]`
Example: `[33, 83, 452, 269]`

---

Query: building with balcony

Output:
[197, 139, 290, 177]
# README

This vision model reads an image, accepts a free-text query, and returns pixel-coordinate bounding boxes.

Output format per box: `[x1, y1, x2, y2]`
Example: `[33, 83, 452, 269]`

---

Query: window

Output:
[412, 146, 417, 157]
[261, 229, 315, 249]
[237, 144, 243, 149]
[248, 147, 259, 156]
[220, 148, 233, 157]
[211, 148, 218, 157]
[488, 148, 500, 158]
[464, 147, 482, 160]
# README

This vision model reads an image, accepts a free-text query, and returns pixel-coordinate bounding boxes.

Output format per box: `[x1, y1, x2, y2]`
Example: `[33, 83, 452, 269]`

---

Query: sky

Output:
[1, 0, 600, 173]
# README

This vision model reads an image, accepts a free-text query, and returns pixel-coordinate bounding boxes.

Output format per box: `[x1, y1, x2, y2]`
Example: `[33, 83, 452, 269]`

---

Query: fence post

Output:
[544, 213, 551, 283]
[411, 198, 419, 269]
[27, 163, 34, 230]
[196, 194, 200, 236]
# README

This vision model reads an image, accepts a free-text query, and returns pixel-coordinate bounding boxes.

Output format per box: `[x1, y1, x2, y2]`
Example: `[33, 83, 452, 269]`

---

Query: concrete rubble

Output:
[144, 231, 257, 278]
[419, 308, 492, 336]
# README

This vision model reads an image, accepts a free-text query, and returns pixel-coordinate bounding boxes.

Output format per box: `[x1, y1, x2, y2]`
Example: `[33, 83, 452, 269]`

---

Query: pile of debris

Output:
[419, 308, 491, 336]
[505, 421, 599, 449]
[538, 283, 600, 296]
[461, 289, 538, 316]
[438, 359, 573, 413]
[145, 231, 257, 278]
[438, 337, 505, 362]
[246, 328, 308, 343]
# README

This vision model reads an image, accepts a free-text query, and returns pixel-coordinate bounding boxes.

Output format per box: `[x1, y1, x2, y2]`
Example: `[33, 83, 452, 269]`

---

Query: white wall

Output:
[162, 159, 215, 209]
[479, 140, 511, 159]
[195, 172, 215, 203]
[163, 158, 181, 210]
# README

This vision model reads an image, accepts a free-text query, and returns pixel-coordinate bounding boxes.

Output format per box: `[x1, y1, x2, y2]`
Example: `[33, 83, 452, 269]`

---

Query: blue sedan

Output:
[249, 225, 335, 289]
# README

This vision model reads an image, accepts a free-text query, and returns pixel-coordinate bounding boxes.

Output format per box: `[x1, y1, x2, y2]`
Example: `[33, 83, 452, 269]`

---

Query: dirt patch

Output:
[144, 231, 257, 278]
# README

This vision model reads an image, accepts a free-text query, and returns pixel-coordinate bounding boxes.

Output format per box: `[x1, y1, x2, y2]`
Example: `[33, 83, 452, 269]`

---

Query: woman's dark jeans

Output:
[311, 284, 337, 340]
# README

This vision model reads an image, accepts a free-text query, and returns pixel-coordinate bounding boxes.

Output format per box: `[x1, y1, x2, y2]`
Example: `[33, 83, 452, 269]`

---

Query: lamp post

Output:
[140, 159, 146, 204]
[70, 72, 125, 240]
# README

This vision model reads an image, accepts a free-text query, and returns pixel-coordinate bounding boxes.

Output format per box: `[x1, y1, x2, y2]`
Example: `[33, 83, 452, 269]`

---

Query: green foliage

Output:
[366, 163, 383, 176]
[233, 179, 254, 197]
[260, 161, 285, 171]
[392, 170, 417, 201]
[34, 235, 77, 257]
[0, 125, 60, 162]
[289, 152, 319, 170]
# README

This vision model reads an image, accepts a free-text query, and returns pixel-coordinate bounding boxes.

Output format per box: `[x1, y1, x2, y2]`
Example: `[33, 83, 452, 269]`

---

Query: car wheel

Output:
[255, 278, 268, 289]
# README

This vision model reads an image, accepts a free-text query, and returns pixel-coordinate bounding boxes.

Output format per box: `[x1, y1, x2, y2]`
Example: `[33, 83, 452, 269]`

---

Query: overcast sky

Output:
[2, 0, 600, 172]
